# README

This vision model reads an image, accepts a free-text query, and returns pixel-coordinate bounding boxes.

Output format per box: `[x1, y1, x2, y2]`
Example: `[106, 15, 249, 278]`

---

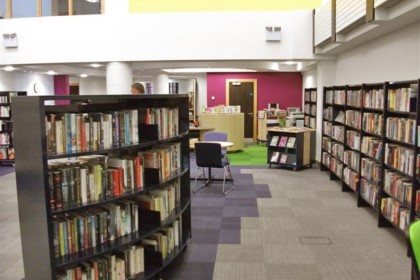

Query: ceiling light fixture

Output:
[46, 70, 56, 75]
[80, 74, 88, 78]
[3, 66, 15, 71]
[162, 68, 256, 73]
[90, 63, 102, 68]
[85, 0, 100, 3]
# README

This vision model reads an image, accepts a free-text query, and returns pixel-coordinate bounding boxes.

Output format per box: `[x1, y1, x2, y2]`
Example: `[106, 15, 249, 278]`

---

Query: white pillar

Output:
[104, 0, 129, 16]
[106, 62, 132, 95]
[153, 72, 169, 94]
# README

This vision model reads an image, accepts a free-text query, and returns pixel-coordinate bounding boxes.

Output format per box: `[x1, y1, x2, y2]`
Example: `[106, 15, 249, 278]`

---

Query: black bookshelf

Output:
[304, 87, 317, 129]
[319, 80, 420, 236]
[12, 94, 191, 280]
[0, 91, 26, 165]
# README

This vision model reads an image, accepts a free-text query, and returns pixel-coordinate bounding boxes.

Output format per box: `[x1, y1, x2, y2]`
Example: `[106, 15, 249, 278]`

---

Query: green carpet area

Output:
[227, 144, 268, 165]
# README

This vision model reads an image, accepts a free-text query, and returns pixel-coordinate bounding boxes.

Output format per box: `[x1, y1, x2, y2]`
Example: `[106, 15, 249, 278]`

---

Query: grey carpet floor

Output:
[0, 163, 412, 280]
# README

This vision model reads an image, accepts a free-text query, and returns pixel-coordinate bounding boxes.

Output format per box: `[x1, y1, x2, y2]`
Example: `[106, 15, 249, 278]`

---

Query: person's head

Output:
[131, 82, 145, 94]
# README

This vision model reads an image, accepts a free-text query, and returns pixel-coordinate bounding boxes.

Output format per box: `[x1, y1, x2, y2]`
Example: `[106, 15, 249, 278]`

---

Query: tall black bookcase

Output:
[304, 87, 317, 129]
[320, 79, 420, 236]
[12, 94, 191, 280]
[0, 91, 26, 165]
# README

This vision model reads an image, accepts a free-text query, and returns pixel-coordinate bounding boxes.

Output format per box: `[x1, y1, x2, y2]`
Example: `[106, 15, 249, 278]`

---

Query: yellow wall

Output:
[129, 0, 321, 13]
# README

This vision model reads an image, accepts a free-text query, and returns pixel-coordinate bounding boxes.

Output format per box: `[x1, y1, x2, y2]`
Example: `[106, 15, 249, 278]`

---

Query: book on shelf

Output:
[277, 136, 288, 147]
[286, 137, 296, 148]
[270, 151, 280, 163]
[279, 154, 288, 164]
[269, 135, 279, 146]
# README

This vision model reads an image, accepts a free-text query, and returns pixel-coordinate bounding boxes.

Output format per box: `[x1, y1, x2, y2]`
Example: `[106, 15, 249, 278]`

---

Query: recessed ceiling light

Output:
[80, 74, 88, 78]
[282, 61, 297, 65]
[90, 63, 102, 68]
[4, 66, 15, 71]
[46, 70, 56, 75]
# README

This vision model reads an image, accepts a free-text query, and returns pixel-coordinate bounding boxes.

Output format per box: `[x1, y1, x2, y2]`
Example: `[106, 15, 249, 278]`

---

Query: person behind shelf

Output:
[131, 82, 145, 94]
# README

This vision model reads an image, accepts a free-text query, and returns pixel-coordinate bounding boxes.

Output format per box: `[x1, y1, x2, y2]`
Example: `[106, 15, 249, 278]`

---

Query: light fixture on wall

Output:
[265, 26, 282, 42]
[3, 66, 15, 71]
[2, 33, 18, 48]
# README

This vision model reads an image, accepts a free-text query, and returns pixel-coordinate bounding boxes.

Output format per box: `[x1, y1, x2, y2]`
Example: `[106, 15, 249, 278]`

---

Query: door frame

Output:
[225, 79, 258, 143]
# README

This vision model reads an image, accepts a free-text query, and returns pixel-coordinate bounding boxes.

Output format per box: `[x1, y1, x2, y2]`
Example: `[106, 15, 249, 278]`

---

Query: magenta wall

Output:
[207, 72, 302, 110]
[54, 75, 70, 105]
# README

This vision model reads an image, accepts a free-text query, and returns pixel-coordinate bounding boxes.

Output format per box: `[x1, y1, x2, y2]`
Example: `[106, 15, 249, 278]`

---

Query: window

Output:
[12, 0, 37, 18]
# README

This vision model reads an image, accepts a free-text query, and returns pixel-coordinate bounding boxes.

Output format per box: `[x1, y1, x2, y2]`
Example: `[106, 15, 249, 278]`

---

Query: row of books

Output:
[269, 136, 296, 148]
[48, 155, 143, 210]
[361, 158, 381, 185]
[304, 116, 316, 129]
[343, 166, 359, 191]
[325, 90, 333, 104]
[53, 200, 140, 257]
[57, 218, 182, 280]
[322, 152, 331, 167]
[331, 143, 344, 162]
[362, 113, 383, 136]
[304, 90, 317, 102]
[269, 151, 291, 165]
[361, 136, 382, 161]
[0, 133, 9, 145]
[47, 143, 181, 210]
[323, 106, 333, 121]
[384, 143, 414, 176]
[334, 90, 346, 105]
[323, 121, 332, 137]
[0, 96, 9, 104]
[46, 110, 140, 155]
[360, 178, 379, 208]
[385, 117, 416, 145]
[383, 169, 412, 206]
[387, 87, 416, 112]
[304, 104, 317, 116]
[346, 90, 362, 107]
[343, 150, 359, 172]
[345, 110, 362, 129]
[363, 89, 384, 109]
[381, 198, 410, 231]
[322, 137, 332, 153]
[146, 107, 179, 140]
[0, 106, 10, 117]
[346, 130, 360, 150]
[330, 157, 343, 178]
[331, 125, 345, 143]
[57, 245, 144, 280]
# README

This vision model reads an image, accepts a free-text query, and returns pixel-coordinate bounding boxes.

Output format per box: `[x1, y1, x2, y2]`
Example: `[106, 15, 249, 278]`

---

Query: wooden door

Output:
[226, 79, 257, 140]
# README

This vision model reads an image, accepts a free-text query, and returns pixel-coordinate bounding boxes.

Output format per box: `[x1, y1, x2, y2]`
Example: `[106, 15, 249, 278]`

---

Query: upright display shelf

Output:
[321, 87, 333, 173]
[342, 85, 362, 194]
[12, 94, 191, 280]
[358, 83, 384, 210]
[379, 80, 419, 234]
[0, 91, 26, 165]
[304, 88, 317, 129]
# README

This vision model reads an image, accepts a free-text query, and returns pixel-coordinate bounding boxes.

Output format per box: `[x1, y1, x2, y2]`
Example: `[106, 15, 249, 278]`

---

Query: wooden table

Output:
[189, 126, 214, 140]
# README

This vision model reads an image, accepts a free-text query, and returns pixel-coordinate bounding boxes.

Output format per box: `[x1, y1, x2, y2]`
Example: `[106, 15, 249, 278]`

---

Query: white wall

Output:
[335, 21, 420, 84]
[79, 76, 107, 95]
[0, 11, 315, 65]
[0, 71, 54, 95]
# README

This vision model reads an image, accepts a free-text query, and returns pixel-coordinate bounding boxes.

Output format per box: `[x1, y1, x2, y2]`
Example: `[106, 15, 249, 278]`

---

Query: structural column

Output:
[153, 72, 169, 94]
[106, 62, 132, 95]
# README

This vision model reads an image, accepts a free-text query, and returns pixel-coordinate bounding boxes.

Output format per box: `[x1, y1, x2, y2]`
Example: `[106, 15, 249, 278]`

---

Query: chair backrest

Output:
[194, 142, 224, 168]
[410, 221, 420, 272]
[204, 132, 228, 142]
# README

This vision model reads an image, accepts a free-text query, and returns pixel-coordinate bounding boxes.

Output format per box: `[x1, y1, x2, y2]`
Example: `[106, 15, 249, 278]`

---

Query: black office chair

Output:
[193, 142, 234, 195]
[203, 131, 228, 157]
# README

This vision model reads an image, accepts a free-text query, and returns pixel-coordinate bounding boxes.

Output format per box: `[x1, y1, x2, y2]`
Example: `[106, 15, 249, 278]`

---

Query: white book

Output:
[80, 167, 88, 204]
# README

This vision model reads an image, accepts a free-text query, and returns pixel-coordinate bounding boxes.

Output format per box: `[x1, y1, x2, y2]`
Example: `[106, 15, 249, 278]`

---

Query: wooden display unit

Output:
[12, 94, 191, 280]
[267, 127, 315, 171]
[198, 113, 244, 151]
[257, 110, 278, 143]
